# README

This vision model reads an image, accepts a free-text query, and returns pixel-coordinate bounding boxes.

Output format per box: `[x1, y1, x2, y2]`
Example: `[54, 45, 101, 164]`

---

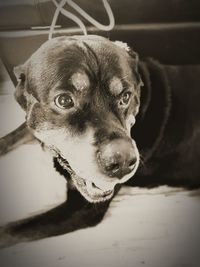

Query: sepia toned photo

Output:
[0, 1, 200, 266]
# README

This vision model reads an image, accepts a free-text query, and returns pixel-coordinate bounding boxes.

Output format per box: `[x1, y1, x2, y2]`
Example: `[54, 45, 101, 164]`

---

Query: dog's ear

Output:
[13, 65, 27, 110]
[128, 48, 143, 88]
[114, 40, 138, 62]
[113, 40, 131, 52]
[114, 41, 143, 87]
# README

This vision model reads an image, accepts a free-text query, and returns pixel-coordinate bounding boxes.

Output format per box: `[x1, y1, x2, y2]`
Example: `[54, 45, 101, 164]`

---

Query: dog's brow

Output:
[71, 72, 90, 92]
[109, 77, 124, 96]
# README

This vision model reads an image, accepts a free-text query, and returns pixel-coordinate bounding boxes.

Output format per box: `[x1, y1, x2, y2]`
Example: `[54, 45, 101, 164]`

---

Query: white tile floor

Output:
[0, 76, 200, 267]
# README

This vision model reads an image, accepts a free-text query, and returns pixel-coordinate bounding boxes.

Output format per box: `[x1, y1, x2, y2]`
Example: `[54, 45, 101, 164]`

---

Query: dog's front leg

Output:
[0, 122, 36, 156]
[0, 189, 112, 248]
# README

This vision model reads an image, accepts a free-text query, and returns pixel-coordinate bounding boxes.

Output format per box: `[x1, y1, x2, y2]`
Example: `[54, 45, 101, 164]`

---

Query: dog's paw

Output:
[0, 226, 20, 249]
[0, 226, 10, 248]
[0, 138, 8, 157]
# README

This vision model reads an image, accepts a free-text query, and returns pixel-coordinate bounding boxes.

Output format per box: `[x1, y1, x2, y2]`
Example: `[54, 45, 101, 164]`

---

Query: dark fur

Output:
[130, 59, 200, 188]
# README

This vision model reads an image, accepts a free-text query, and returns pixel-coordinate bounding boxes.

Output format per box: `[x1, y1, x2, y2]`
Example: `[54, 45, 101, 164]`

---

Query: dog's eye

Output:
[119, 92, 131, 106]
[54, 94, 74, 109]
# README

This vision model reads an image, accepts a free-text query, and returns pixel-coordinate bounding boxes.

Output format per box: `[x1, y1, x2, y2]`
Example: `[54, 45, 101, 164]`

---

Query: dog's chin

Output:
[55, 153, 114, 203]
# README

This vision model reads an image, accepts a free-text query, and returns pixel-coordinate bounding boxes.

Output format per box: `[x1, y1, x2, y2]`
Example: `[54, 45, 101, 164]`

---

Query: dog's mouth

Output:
[53, 151, 114, 203]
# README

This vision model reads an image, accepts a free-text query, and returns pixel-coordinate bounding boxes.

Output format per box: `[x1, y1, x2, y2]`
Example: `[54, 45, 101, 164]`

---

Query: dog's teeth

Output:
[56, 156, 74, 175]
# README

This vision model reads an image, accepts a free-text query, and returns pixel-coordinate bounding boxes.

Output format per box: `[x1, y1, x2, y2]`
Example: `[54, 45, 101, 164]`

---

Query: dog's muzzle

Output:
[49, 136, 139, 203]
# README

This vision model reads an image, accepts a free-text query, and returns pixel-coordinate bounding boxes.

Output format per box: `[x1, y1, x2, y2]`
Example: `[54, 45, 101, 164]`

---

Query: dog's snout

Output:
[97, 138, 137, 178]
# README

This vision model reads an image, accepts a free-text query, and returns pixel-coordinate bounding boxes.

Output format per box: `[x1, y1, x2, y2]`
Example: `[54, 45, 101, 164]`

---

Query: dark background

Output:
[0, 0, 200, 85]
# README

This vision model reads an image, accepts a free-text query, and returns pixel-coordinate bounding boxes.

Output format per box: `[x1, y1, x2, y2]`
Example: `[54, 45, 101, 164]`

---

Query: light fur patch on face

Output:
[109, 77, 123, 96]
[71, 72, 90, 92]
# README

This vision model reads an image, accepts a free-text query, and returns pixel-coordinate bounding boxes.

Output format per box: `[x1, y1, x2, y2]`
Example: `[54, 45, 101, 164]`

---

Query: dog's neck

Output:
[132, 58, 171, 162]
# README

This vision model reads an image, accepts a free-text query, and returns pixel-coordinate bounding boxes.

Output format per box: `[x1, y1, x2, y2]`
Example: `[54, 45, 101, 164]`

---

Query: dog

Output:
[0, 35, 200, 247]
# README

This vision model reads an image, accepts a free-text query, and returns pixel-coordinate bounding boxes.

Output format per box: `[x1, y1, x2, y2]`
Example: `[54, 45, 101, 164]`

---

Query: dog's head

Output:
[14, 35, 143, 203]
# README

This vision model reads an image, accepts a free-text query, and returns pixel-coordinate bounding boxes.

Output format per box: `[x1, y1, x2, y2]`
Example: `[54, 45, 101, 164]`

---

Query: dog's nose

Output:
[97, 139, 137, 178]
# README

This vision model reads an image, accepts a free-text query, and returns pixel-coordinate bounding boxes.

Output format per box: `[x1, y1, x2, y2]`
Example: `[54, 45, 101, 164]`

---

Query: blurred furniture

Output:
[0, 0, 200, 84]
